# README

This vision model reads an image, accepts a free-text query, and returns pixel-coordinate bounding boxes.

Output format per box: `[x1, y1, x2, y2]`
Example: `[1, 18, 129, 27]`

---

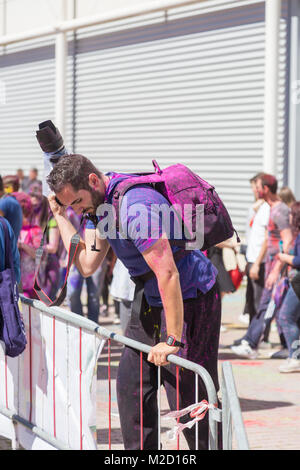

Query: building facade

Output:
[0, 0, 299, 233]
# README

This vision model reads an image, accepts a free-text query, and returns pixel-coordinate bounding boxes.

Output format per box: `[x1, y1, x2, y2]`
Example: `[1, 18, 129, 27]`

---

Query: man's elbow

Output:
[75, 263, 92, 278]
[157, 268, 179, 285]
[77, 260, 100, 278]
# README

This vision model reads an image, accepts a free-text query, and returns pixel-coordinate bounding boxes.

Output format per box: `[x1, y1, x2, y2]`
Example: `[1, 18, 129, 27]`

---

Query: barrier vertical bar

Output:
[157, 366, 161, 450]
[108, 339, 111, 450]
[53, 316, 56, 438]
[5, 356, 8, 409]
[29, 306, 33, 423]
[176, 366, 180, 450]
[79, 327, 83, 450]
[140, 352, 143, 450]
[195, 373, 199, 450]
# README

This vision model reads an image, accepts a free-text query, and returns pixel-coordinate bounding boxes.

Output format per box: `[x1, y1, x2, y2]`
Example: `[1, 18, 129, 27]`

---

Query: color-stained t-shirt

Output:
[267, 201, 290, 257]
[19, 225, 43, 291]
[86, 173, 217, 307]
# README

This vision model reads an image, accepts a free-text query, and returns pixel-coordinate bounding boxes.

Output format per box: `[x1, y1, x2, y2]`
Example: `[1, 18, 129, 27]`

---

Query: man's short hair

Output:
[47, 154, 103, 193]
[0, 175, 3, 192]
[259, 173, 278, 194]
[249, 172, 264, 184]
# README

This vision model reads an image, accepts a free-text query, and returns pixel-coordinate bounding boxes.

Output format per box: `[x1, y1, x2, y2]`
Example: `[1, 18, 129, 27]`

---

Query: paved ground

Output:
[1, 286, 299, 451]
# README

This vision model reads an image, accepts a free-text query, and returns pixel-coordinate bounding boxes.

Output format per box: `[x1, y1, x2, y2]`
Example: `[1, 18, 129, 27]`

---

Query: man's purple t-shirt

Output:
[86, 173, 217, 307]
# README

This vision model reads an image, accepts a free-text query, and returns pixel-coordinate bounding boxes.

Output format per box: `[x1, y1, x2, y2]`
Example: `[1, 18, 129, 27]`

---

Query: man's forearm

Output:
[157, 272, 184, 340]
[55, 213, 83, 252]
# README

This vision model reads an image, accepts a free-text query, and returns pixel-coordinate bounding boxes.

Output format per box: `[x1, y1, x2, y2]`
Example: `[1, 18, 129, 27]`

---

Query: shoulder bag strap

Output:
[33, 218, 82, 307]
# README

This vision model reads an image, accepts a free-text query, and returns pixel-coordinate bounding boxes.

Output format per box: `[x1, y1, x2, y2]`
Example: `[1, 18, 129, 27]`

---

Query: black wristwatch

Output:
[166, 335, 185, 348]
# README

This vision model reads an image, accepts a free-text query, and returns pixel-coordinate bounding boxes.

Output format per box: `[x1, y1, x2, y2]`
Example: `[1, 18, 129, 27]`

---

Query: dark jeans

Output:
[116, 285, 222, 450]
[243, 285, 275, 348]
[243, 262, 265, 322]
[277, 285, 300, 358]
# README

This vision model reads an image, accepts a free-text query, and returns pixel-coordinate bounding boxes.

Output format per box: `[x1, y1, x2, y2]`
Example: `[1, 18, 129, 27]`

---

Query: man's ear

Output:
[88, 173, 101, 190]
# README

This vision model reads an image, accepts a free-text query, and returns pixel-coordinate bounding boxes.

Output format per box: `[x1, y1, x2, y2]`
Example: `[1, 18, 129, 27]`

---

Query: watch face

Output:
[166, 336, 174, 346]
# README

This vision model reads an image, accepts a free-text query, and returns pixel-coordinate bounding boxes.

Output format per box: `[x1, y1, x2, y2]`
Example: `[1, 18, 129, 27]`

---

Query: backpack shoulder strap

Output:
[112, 172, 164, 233]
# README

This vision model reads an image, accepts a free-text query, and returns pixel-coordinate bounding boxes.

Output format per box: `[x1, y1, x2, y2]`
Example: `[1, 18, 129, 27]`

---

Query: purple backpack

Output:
[0, 217, 27, 357]
[111, 160, 239, 251]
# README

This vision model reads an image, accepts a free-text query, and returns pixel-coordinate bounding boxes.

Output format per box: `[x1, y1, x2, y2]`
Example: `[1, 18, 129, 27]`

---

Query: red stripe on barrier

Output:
[53, 317, 56, 438]
[108, 339, 111, 450]
[5, 356, 7, 408]
[176, 366, 180, 450]
[79, 327, 83, 450]
[140, 352, 143, 450]
[29, 306, 33, 423]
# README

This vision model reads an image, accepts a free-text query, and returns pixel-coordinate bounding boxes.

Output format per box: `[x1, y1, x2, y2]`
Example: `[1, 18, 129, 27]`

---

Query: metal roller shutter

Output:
[73, 0, 289, 232]
[0, 38, 56, 176]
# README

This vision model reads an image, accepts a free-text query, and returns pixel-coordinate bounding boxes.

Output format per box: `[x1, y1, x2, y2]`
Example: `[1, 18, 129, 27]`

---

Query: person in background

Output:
[12, 192, 43, 299]
[3, 175, 20, 194]
[0, 175, 23, 240]
[29, 185, 61, 301]
[231, 174, 293, 359]
[276, 202, 300, 373]
[22, 167, 42, 194]
[240, 173, 267, 326]
[110, 258, 135, 334]
[29, 183, 49, 230]
[207, 237, 238, 300]
[279, 187, 296, 209]
[16, 169, 27, 192]
[0, 216, 20, 286]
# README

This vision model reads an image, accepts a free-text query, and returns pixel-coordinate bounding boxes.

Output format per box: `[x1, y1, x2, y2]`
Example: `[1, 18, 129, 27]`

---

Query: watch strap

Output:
[166, 335, 185, 348]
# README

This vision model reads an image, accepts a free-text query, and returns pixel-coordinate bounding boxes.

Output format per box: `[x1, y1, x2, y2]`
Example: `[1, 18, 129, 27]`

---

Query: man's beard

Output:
[87, 187, 104, 214]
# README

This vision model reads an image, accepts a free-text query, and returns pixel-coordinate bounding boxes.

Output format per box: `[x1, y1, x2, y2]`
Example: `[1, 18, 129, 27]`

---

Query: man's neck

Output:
[103, 174, 111, 189]
[266, 193, 280, 208]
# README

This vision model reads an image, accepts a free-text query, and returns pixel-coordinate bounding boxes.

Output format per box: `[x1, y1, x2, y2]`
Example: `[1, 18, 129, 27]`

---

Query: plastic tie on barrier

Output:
[164, 399, 219, 440]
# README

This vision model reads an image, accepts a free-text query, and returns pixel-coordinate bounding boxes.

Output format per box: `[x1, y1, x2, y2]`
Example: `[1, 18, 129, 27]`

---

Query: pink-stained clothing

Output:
[19, 224, 43, 297]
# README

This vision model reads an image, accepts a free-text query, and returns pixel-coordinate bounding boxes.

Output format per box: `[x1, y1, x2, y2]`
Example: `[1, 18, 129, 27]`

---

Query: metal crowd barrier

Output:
[0, 296, 249, 450]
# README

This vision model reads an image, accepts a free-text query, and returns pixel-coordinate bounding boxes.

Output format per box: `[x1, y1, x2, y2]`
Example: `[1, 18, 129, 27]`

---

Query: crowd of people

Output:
[0, 168, 120, 326]
[228, 173, 300, 374]
[1, 167, 300, 376]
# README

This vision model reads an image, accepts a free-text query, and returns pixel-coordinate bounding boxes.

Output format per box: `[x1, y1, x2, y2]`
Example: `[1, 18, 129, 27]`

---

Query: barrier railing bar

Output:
[0, 405, 71, 450]
[140, 352, 143, 450]
[18, 297, 250, 451]
[53, 316, 56, 439]
[221, 362, 249, 450]
[98, 326, 220, 450]
[195, 373, 198, 451]
[157, 366, 161, 450]
[20, 296, 220, 449]
[176, 365, 180, 450]
[221, 377, 231, 450]
[108, 339, 112, 450]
